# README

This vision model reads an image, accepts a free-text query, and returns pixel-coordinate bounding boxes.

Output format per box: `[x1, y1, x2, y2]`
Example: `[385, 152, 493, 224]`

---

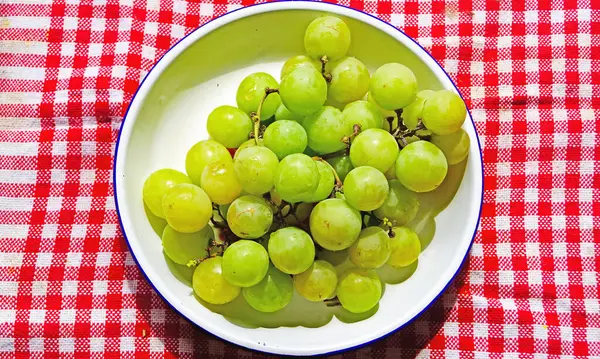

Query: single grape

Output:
[369, 63, 418, 110]
[200, 161, 242, 205]
[185, 140, 232, 186]
[326, 156, 354, 182]
[222, 240, 269, 287]
[268, 227, 315, 275]
[263, 120, 308, 159]
[207, 105, 253, 148]
[328, 57, 370, 104]
[430, 128, 470, 165]
[367, 92, 397, 119]
[342, 100, 384, 131]
[337, 269, 382, 313]
[302, 160, 335, 203]
[402, 90, 435, 129]
[280, 55, 320, 80]
[274, 103, 304, 122]
[302, 106, 351, 155]
[387, 226, 421, 268]
[343, 166, 389, 211]
[233, 146, 278, 195]
[227, 195, 274, 239]
[349, 128, 399, 172]
[242, 265, 293, 313]
[193, 257, 241, 305]
[421, 90, 467, 135]
[309, 198, 361, 251]
[273, 153, 320, 203]
[233, 138, 263, 161]
[395, 140, 448, 192]
[373, 179, 420, 226]
[293, 260, 337, 302]
[161, 183, 212, 233]
[236, 72, 281, 120]
[143, 169, 191, 218]
[162, 224, 212, 265]
[348, 226, 391, 269]
[304, 16, 351, 61]
[279, 67, 327, 117]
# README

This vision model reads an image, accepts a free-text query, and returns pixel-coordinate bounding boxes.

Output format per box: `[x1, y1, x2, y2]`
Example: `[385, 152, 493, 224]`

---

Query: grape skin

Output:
[309, 198, 362, 251]
[293, 260, 338, 302]
[343, 166, 389, 212]
[387, 226, 421, 268]
[348, 226, 391, 269]
[274, 103, 304, 122]
[206, 105, 253, 148]
[268, 227, 315, 275]
[200, 161, 242, 205]
[222, 240, 270, 287]
[349, 128, 399, 173]
[273, 153, 320, 203]
[280, 55, 320, 80]
[236, 72, 281, 120]
[263, 120, 308, 160]
[233, 146, 279, 195]
[302, 106, 351, 155]
[242, 265, 293, 313]
[193, 257, 241, 305]
[227, 195, 274, 239]
[430, 128, 470, 165]
[402, 90, 435, 129]
[161, 183, 212, 233]
[143, 169, 191, 218]
[421, 90, 467, 135]
[328, 57, 370, 104]
[326, 156, 354, 182]
[373, 179, 420, 226]
[302, 160, 335, 203]
[304, 16, 351, 61]
[369, 63, 418, 111]
[162, 224, 212, 265]
[395, 140, 448, 193]
[342, 100, 384, 131]
[279, 67, 327, 117]
[337, 269, 382, 313]
[185, 140, 232, 186]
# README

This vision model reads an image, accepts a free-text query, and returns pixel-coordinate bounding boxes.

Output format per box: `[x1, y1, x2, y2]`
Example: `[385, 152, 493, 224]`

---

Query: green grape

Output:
[233, 138, 263, 160]
[421, 90, 467, 135]
[384, 164, 396, 179]
[242, 265, 293, 313]
[303, 146, 317, 157]
[222, 239, 269, 287]
[367, 92, 397, 119]
[349, 128, 399, 172]
[343, 166, 389, 211]
[280, 55, 320, 80]
[304, 16, 351, 61]
[369, 63, 418, 110]
[200, 161, 242, 205]
[274, 103, 304, 122]
[395, 140, 448, 192]
[342, 100, 384, 131]
[185, 140, 232, 186]
[268, 227, 315, 274]
[162, 224, 212, 265]
[309, 198, 361, 251]
[263, 120, 308, 159]
[236, 72, 281, 120]
[337, 269, 382, 313]
[373, 179, 420, 226]
[303, 160, 335, 203]
[293, 260, 337, 302]
[387, 226, 421, 268]
[161, 183, 212, 233]
[279, 67, 327, 117]
[302, 106, 351, 155]
[227, 195, 274, 239]
[193, 257, 240, 305]
[430, 128, 470, 165]
[143, 169, 191, 218]
[273, 153, 320, 203]
[328, 57, 370, 104]
[207, 105, 253, 148]
[402, 90, 434, 129]
[348, 226, 391, 269]
[326, 156, 354, 182]
[233, 146, 278, 195]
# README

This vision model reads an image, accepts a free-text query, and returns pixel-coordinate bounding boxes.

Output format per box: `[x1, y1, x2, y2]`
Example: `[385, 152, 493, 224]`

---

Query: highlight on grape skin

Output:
[140, 13, 470, 318]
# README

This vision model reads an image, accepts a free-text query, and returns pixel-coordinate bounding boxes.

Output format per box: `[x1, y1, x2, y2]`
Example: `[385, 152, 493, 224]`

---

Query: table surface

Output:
[1, 0, 599, 358]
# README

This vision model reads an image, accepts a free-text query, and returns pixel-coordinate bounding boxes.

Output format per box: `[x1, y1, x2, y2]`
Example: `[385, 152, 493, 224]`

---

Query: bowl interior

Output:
[115, 4, 483, 356]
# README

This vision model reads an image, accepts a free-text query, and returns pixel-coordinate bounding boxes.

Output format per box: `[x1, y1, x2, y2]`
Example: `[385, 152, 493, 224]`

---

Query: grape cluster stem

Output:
[251, 88, 279, 145]
[312, 157, 343, 191]
[320, 55, 332, 82]
[324, 297, 341, 307]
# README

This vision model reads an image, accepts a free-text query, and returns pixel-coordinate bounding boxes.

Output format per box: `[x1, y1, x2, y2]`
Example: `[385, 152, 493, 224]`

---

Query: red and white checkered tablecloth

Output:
[1, 0, 599, 357]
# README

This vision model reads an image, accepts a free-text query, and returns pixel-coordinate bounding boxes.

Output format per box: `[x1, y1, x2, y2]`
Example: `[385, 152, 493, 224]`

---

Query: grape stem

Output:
[381, 217, 395, 238]
[394, 120, 430, 148]
[251, 88, 279, 145]
[320, 55, 332, 82]
[324, 297, 341, 307]
[320, 148, 349, 160]
[341, 124, 361, 147]
[312, 156, 343, 191]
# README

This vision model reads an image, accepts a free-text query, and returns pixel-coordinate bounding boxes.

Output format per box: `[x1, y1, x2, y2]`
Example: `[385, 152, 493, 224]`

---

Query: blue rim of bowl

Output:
[112, 1, 485, 356]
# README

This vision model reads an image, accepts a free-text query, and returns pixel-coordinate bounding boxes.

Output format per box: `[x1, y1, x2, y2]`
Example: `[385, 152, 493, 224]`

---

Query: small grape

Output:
[309, 198, 361, 251]
[268, 227, 315, 275]
[206, 105, 253, 148]
[374, 179, 420, 226]
[421, 90, 467, 135]
[193, 257, 240, 305]
[430, 128, 470, 165]
[279, 67, 327, 117]
[342, 100, 384, 131]
[326, 156, 354, 181]
[293, 260, 337, 302]
[395, 140, 448, 192]
[227, 195, 274, 239]
[280, 55, 320, 80]
[337, 269, 382, 313]
[162, 224, 212, 265]
[369, 63, 418, 110]
[387, 226, 421, 268]
[236, 72, 281, 120]
[222, 240, 269, 287]
[185, 140, 232, 186]
[274, 103, 304, 122]
[402, 90, 434, 129]
[348, 226, 391, 269]
[302, 160, 335, 203]
[349, 128, 399, 172]
[304, 16, 351, 61]
[200, 161, 242, 205]
[302, 106, 351, 155]
[263, 120, 308, 159]
[143, 169, 191, 218]
[273, 153, 320, 203]
[161, 183, 212, 233]
[343, 166, 389, 211]
[233, 146, 278, 195]
[233, 139, 263, 161]
[242, 265, 293, 313]
[328, 57, 370, 104]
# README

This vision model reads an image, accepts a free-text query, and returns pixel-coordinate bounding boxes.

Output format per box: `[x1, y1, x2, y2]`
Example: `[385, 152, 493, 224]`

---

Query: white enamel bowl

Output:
[114, 1, 483, 356]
